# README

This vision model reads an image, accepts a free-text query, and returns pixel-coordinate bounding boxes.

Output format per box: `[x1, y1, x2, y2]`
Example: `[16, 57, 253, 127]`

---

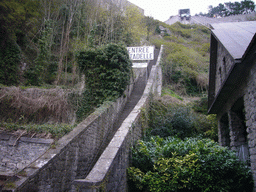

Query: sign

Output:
[132, 63, 148, 68]
[127, 46, 154, 61]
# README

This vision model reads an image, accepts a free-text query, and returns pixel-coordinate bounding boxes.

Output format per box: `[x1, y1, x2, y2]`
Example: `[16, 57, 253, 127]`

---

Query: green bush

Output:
[76, 43, 132, 121]
[72, 89, 95, 122]
[128, 137, 253, 192]
[146, 100, 217, 140]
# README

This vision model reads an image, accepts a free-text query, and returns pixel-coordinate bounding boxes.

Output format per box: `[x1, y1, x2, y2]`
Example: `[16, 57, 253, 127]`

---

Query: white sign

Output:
[132, 63, 148, 68]
[127, 46, 154, 61]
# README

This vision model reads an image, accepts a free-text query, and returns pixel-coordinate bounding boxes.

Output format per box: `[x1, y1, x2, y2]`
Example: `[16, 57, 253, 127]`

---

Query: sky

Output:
[127, 0, 256, 22]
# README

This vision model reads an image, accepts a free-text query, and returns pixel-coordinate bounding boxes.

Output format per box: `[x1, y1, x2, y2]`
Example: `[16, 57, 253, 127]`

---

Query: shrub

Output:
[160, 23, 210, 96]
[73, 89, 95, 122]
[76, 43, 132, 121]
[146, 100, 217, 140]
[128, 137, 253, 192]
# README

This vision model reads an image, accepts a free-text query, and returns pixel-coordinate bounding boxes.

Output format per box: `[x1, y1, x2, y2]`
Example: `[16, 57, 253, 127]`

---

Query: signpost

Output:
[127, 46, 154, 61]
[127, 46, 155, 82]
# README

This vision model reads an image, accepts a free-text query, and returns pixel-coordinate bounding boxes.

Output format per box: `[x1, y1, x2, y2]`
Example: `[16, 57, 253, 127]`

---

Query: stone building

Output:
[208, 21, 256, 187]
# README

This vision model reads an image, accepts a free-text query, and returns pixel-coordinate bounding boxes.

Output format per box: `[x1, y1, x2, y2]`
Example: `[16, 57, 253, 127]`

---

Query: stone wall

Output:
[216, 47, 256, 189]
[2, 45, 163, 192]
[3, 74, 135, 192]
[244, 56, 256, 188]
[215, 41, 235, 97]
[74, 45, 163, 192]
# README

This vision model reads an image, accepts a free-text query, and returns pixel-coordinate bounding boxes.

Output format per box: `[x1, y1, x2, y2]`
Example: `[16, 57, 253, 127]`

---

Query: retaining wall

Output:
[74, 45, 163, 191]
[3, 45, 163, 192]
[4, 77, 135, 192]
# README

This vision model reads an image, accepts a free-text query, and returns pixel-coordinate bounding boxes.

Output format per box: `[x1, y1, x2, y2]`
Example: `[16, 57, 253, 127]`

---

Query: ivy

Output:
[76, 43, 132, 121]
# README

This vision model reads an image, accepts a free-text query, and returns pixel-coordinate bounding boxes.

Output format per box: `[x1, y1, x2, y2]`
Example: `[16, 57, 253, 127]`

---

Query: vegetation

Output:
[128, 137, 253, 192]
[197, 0, 255, 17]
[0, 1, 157, 137]
[150, 22, 210, 96]
[0, 0, 147, 86]
[76, 43, 132, 121]
[127, 8, 253, 192]
[146, 99, 218, 141]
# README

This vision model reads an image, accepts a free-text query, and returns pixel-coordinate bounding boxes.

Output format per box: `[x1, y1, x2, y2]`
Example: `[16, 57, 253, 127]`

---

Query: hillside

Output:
[165, 12, 256, 26]
[151, 22, 210, 97]
[0, 0, 214, 139]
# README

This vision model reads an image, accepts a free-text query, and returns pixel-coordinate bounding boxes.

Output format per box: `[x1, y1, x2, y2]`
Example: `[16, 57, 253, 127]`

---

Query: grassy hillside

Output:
[151, 22, 210, 96]
[145, 21, 217, 140]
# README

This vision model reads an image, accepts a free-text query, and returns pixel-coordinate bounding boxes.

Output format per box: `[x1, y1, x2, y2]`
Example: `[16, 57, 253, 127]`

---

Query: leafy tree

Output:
[208, 0, 255, 17]
[144, 16, 157, 41]
[123, 5, 147, 46]
[0, 40, 20, 85]
[0, 0, 40, 85]
[241, 0, 256, 13]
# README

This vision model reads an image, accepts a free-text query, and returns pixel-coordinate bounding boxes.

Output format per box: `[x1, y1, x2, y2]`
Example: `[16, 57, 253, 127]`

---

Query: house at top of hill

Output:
[208, 21, 256, 188]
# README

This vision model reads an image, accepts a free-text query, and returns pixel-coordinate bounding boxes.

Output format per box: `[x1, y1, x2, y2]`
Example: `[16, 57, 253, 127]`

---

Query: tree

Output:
[55, 0, 82, 85]
[208, 0, 255, 17]
[145, 16, 157, 41]
[122, 5, 147, 46]
[241, 0, 255, 13]
[0, 0, 40, 45]
[0, 0, 40, 85]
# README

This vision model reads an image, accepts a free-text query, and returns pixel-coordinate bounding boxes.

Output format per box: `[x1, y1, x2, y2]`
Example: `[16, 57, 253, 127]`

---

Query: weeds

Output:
[0, 122, 75, 139]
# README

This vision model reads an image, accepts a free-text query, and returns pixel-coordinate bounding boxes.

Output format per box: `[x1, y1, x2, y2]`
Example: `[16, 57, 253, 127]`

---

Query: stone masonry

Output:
[0, 133, 53, 175]
[74, 45, 163, 192]
[1, 77, 134, 191]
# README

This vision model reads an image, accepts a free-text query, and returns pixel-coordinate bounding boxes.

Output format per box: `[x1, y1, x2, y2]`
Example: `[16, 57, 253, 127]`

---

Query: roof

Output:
[208, 21, 256, 114]
[211, 21, 256, 60]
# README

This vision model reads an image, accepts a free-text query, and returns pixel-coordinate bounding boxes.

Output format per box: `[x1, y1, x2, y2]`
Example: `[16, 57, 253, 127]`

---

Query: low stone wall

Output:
[74, 45, 163, 192]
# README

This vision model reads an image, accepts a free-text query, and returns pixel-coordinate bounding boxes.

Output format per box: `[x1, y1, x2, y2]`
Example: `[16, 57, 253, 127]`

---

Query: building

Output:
[208, 21, 256, 187]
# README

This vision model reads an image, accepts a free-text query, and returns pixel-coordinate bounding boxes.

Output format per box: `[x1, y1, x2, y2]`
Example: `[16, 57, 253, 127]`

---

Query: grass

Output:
[153, 22, 210, 96]
[0, 122, 76, 139]
[161, 87, 183, 101]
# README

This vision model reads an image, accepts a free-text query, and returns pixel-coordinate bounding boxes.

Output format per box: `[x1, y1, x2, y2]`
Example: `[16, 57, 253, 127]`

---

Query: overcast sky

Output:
[128, 0, 256, 22]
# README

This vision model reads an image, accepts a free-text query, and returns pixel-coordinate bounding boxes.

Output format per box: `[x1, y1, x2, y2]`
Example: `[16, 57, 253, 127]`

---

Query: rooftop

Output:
[211, 21, 256, 60]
